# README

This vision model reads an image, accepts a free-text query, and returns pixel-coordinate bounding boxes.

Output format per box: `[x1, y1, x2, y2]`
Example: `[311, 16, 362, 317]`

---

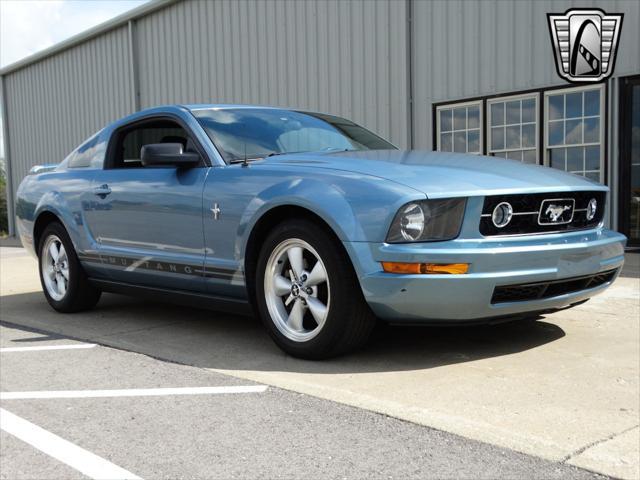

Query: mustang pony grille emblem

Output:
[546, 205, 571, 222]
[538, 198, 575, 225]
[547, 8, 623, 83]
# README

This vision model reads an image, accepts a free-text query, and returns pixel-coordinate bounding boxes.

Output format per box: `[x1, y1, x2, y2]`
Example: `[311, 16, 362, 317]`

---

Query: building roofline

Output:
[0, 0, 177, 77]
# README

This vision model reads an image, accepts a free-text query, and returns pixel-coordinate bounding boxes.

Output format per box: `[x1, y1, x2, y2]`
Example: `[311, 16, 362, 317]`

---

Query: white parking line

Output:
[0, 344, 97, 353]
[0, 408, 141, 480]
[1, 385, 268, 400]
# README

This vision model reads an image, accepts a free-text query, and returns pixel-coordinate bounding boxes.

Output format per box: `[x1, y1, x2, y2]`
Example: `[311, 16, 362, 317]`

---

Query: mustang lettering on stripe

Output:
[77, 254, 238, 280]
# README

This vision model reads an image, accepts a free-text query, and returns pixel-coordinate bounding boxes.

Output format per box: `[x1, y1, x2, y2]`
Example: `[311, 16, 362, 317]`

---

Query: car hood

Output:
[265, 150, 606, 198]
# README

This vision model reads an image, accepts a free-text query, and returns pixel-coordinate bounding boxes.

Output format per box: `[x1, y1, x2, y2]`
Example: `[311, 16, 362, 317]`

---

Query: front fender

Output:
[235, 170, 425, 260]
[239, 178, 362, 243]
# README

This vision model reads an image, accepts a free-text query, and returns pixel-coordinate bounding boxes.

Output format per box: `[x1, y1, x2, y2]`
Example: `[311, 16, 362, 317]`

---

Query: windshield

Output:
[191, 108, 396, 163]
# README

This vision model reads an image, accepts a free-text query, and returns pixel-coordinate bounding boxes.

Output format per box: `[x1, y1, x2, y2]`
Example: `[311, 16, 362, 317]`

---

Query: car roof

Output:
[109, 104, 304, 129]
[184, 104, 291, 112]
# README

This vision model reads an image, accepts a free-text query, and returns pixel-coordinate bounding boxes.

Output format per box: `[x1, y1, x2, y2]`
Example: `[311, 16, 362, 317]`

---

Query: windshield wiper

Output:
[266, 148, 355, 158]
[264, 150, 308, 158]
[320, 148, 354, 153]
[230, 151, 298, 163]
[234, 149, 355, 162]
[229, 157, 263, 164]
[231, 152, 299, 161]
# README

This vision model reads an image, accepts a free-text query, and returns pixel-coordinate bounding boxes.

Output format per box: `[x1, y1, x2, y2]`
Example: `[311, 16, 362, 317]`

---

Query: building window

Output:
[544, 85, 604, 182]
[436, 101, 482, 154]
[487, 94, 539, 164]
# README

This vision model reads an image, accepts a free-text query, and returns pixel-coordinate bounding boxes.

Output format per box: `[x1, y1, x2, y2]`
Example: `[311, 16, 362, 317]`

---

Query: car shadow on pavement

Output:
[0, 291, 566, 375]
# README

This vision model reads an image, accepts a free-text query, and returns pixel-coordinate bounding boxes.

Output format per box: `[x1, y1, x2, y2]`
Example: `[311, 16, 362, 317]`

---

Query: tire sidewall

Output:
[38, 222, 82, 311]
[255, 220, 356, 357]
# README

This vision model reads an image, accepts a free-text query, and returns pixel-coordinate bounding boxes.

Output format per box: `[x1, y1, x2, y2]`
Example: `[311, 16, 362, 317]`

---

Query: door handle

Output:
[93, 184, 112, 198]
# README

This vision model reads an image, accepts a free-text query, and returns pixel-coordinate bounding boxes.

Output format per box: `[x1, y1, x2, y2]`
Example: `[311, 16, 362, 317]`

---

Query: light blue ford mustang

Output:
[16, 105, 626, 358]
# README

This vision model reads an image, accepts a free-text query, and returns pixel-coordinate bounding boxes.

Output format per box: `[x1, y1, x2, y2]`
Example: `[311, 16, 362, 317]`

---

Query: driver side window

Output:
[110, 119, 196, 169]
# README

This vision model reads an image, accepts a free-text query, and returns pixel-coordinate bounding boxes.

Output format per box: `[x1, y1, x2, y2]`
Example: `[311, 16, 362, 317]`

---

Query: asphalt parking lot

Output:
[1, 246, 638, 479]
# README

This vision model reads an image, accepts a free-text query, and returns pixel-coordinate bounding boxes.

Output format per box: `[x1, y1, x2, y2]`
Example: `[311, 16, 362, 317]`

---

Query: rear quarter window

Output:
[68, 134, 102, 168]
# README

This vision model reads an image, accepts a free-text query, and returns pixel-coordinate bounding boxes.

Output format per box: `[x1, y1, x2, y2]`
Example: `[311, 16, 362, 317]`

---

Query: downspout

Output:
[406, 0, 414, 150]
[0, 75, 15, 237]
[607, 77, 617, 232]
[128, 19, 141, 112]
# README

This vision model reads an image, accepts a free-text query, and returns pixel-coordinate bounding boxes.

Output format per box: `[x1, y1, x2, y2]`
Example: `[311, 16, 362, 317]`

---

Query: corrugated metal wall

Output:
[2, 0, 639, 235]
[134, 0, 409, 145]
[3, 26, 134, 189]
[411, 0, 640, 149]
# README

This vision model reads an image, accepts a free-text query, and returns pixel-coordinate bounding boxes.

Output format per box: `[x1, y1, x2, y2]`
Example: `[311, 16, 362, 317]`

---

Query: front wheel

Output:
[38, 222, 101, 313]
[255, 219, 375, 359]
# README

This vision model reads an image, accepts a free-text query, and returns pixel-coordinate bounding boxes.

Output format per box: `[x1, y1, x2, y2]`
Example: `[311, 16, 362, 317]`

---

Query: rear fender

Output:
[32, 191, 90, 255]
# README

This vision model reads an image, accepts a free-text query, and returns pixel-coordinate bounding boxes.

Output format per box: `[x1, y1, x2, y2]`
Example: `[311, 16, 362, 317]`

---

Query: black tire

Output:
[38, 221, 101, 313]
[255, 219, 376, 359]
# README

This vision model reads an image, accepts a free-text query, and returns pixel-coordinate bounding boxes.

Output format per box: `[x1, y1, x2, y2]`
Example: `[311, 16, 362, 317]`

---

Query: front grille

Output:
[491, 269, 617, 304]
[480, 191, 606, 236]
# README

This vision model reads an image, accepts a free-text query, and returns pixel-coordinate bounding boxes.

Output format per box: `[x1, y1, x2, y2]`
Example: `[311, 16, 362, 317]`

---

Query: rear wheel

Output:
[38, 222, 101, 312]
[255, 219, 376, 359]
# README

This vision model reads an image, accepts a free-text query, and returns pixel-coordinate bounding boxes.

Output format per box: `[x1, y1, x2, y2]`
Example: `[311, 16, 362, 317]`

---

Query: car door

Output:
[83, 116, 209, 292]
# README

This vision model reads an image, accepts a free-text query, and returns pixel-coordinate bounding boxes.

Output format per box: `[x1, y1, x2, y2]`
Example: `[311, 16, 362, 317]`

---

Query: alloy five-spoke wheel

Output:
[37, 221, 101, 313]
[264, 239, 330, 342]
[255, 219, 376, 359]
[41, 234, 70, 301]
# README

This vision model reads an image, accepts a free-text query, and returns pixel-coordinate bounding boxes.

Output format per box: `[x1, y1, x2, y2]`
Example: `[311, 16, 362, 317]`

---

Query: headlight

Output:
[386, 198, 466, 243]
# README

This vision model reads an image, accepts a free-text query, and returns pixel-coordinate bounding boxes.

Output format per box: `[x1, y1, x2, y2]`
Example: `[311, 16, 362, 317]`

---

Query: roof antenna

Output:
[242, 136, 249, 167]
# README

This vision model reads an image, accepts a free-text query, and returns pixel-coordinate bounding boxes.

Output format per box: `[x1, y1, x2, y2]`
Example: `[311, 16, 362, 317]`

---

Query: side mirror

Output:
[140, 143, 200, 168]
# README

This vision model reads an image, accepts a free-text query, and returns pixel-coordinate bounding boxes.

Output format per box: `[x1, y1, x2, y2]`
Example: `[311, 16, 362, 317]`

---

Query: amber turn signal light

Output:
[381, 262, 469, 275]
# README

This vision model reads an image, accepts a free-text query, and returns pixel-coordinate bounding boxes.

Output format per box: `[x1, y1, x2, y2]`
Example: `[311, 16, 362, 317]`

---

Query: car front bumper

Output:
[344, 228, 626, 323]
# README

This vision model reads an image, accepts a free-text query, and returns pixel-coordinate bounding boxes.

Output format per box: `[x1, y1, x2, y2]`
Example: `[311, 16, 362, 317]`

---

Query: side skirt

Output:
[88, 279, 253, 317]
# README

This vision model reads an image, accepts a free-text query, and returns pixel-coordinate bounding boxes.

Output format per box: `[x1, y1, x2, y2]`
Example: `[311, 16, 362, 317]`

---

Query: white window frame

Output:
[436, 100, 483, 155]
[543, 84, 605, 182]
[486, 92, 540, 164]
